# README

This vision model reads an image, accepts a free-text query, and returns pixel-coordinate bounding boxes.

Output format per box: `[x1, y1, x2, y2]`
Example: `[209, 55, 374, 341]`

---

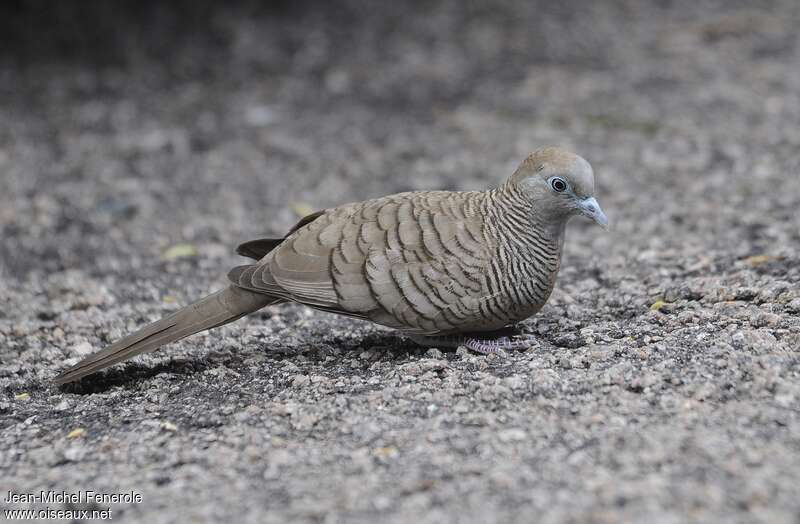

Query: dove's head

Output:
[508, 146, 608, 228]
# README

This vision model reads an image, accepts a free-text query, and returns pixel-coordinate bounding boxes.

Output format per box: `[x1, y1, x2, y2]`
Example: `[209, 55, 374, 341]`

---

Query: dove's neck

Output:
[486, 186, 567, 249]
[483, 186, 566, 315]
[484, 185, 566, 312]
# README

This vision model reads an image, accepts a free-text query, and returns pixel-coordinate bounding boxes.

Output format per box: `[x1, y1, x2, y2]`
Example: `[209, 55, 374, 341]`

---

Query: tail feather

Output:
[54, 286, 275, 384]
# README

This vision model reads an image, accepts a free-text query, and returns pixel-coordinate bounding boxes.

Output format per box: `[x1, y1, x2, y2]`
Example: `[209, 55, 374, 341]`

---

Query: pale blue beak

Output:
[579, 197, 609, 228]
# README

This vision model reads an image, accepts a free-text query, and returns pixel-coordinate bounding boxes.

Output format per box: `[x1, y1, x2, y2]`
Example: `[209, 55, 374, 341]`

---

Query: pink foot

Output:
[407, 331, 536, 356]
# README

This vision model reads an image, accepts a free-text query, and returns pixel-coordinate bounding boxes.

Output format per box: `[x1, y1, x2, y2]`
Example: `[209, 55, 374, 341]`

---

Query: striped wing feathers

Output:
[229, 192, 499, 334]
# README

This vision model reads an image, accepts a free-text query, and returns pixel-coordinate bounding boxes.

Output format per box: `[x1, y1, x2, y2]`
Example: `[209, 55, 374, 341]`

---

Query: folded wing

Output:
[229, 192, 504, 335]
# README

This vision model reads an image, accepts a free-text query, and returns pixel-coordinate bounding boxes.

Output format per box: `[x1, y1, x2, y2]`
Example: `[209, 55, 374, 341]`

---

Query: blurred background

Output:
[2, 0, 798, 281]
[2, 2, 800, 522]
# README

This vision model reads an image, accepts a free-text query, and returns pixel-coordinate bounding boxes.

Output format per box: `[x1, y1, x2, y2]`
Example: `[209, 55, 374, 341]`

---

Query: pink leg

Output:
[407, 331, 536, 356]
[462, 335, 535, 355]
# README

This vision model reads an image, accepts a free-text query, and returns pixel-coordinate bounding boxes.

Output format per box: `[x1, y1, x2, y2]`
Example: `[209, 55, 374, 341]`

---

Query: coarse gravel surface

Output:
[1, 1, 799, 523]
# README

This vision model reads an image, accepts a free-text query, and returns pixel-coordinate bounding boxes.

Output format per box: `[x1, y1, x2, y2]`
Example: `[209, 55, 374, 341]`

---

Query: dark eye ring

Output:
[549, 176, 568, 193]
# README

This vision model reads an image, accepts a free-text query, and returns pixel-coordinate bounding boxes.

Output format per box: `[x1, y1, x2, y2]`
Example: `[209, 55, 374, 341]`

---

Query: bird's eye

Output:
[549, 176, 568, 193]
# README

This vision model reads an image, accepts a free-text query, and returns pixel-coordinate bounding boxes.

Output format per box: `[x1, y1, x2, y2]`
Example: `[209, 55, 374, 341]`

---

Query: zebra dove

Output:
[54, 147, 607, 384]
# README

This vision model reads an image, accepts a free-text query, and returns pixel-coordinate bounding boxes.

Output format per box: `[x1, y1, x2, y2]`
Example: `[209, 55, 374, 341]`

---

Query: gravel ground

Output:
[2, 1, 800, 522]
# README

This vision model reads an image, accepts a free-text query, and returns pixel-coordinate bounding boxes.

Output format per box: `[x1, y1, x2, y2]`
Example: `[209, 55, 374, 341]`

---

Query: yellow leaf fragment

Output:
[373, 446, 399, 458]
[67, 428, 85, 440]
[650, 300, 668, 311]
[14, 392, 30, 401]
[162, 243, 198, 261]
[744, 255, 772, 267]
[289, 202, 315, 218]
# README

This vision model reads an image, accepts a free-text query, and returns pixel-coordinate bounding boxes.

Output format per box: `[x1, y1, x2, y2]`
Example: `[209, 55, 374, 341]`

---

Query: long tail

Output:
[54, 286, 276, 384]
